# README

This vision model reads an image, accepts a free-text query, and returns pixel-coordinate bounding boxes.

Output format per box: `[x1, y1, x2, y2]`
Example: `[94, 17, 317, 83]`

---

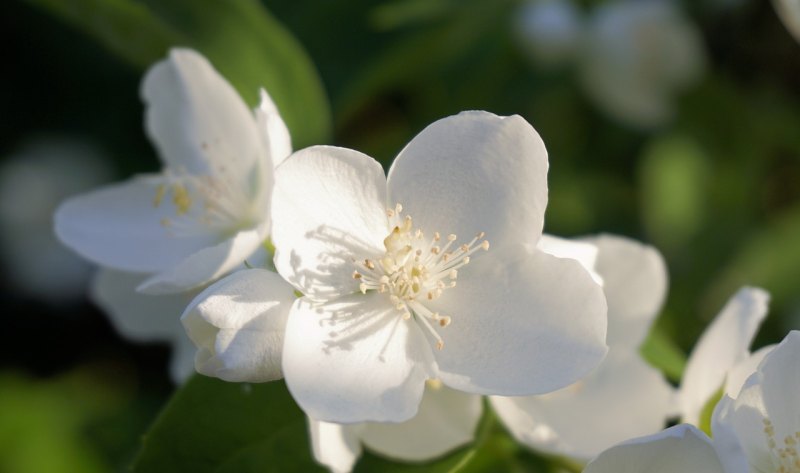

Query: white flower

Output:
[578, 0, 705, 128]
[774, 0, 800, 44]
[679, 287, 770, 426]
[491, 234, 675, 461]
[55, 48, 290, 295]
[583, 424, 726, 473]
[711, 330, 800, 473]
[310, 381, 482, 473]
[0, 137, 112, 303]
[217, 110, 608, 423]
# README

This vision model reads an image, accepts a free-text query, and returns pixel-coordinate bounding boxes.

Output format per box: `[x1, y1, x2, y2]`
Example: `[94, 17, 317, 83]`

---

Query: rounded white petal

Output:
[491, 349, 674, 461]
[584, 424, 725, 473]
[774, 0, 800, 43]
[680, 287, 769, 425]
[360, 385, 482, 462]
[537, 234, 602, 284]
[431, 247, 607, 396]
[256, 88, 292, 169]
[142, 48, 264, 192]
[90, 268, 197, 383]
[137, 224, 268, 294]
[282, 294, 433, 423]
[386, 111, 548, 253]
[180, 269, 295, 382]
[583, 234, 668, 349]
[309, 418, 363, 473]
[271, 146, 389, 300]
[55, 176, 218, 273]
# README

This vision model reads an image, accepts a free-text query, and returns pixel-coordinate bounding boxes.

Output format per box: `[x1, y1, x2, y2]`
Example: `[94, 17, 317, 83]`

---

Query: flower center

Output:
[762, 418, 800, 473]
[153, 168, 253, 237]
[352, 203, 489, 350]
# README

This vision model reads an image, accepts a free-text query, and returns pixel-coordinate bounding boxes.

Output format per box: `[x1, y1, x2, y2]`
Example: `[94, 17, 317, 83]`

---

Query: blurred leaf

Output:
[639, 135, 710, 253]
[140, 0, 331, 148]
[640, 325, 687, 382]
[22, 0, 180, 68]
[0, 370, 123, 473]
[133, 376, 324, 473]
[709, 204, 800, 312]
[25, 0, 331, 148]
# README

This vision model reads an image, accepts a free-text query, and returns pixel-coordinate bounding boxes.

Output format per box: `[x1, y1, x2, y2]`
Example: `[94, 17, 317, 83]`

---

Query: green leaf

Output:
[132, 376, 324, 473]
[22, 0, 181, 68]
[24, 0, 331, 148]
[640, 325, 687, 382]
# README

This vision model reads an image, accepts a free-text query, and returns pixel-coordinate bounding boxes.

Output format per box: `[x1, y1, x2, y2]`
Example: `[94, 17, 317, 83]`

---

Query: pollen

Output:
[353, 203, 489, 351]
[762, 418, 800, 473]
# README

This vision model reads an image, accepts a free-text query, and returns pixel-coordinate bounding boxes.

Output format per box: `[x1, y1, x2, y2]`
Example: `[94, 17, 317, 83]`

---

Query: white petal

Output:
[491, 349, 674, 461]
[309, 418, 363, 473]
[282, 293, 433, 423]
[583, 234, 668, 349]
[137, 224, 268, 294]
[774, 0, 800, 43]
[360, 384, 482, 462]
[583, 424, 725, 473]
[709, 396, 750, 473]
[680, 287, 769, 425]
[386, 111, 548, 252]
[271, 146, 389, 300]
[55, 176, 218, 273]
[724, 345, 774, 398]
[431, 247, 607, 396]
[180, 269, 295, 382]
[753, 331, 800, 448]
[256, 89, 292, 168]
[90, 268, 197, 383]
[142, 48, 264, 190]
[537, 234, 602, 285]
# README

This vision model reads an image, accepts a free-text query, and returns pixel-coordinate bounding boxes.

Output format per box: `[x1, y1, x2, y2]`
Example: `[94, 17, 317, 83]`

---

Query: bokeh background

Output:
[2, 0, 799, 471]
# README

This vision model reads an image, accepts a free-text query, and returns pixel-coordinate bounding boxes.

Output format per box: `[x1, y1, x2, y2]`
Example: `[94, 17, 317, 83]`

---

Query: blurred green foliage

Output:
[4, 0, 800, 471]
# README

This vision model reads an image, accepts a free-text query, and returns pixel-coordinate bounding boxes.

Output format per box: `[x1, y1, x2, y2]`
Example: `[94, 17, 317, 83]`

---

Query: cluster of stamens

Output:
[352, 203, 489, 350]
[763, 418, 800, 473]
[152, 167, 250, 236]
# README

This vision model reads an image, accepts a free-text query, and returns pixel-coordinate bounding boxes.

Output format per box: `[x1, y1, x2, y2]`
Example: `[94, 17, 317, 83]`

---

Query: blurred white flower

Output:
[578, 0, 705, 128]
[773, 0, 800, 43]
[583, 424, 726, 473]
[711, 330, 800, 473]
[491, 234, 675, 462]
[515, 0, 584, 67]
[0, 137, 112, 303]
[195, 111, 608, 423]
[55, 48, 290, 295]
[679, 287, 770, 426]
[310, 382, 481, 473]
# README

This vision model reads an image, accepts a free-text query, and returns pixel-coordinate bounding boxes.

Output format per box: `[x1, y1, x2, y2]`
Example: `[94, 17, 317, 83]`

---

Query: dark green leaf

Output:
[132, 376, 324, 473]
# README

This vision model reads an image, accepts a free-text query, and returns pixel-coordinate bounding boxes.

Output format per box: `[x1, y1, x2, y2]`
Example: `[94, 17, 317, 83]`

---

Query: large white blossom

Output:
[491, 234, 675, 462]
[679, 287, 770, 426]
[55, 48, 290, 295]
[194, 111, 608, 423]
[712, 330, 800, 473]
[578, 0, 705, 128]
